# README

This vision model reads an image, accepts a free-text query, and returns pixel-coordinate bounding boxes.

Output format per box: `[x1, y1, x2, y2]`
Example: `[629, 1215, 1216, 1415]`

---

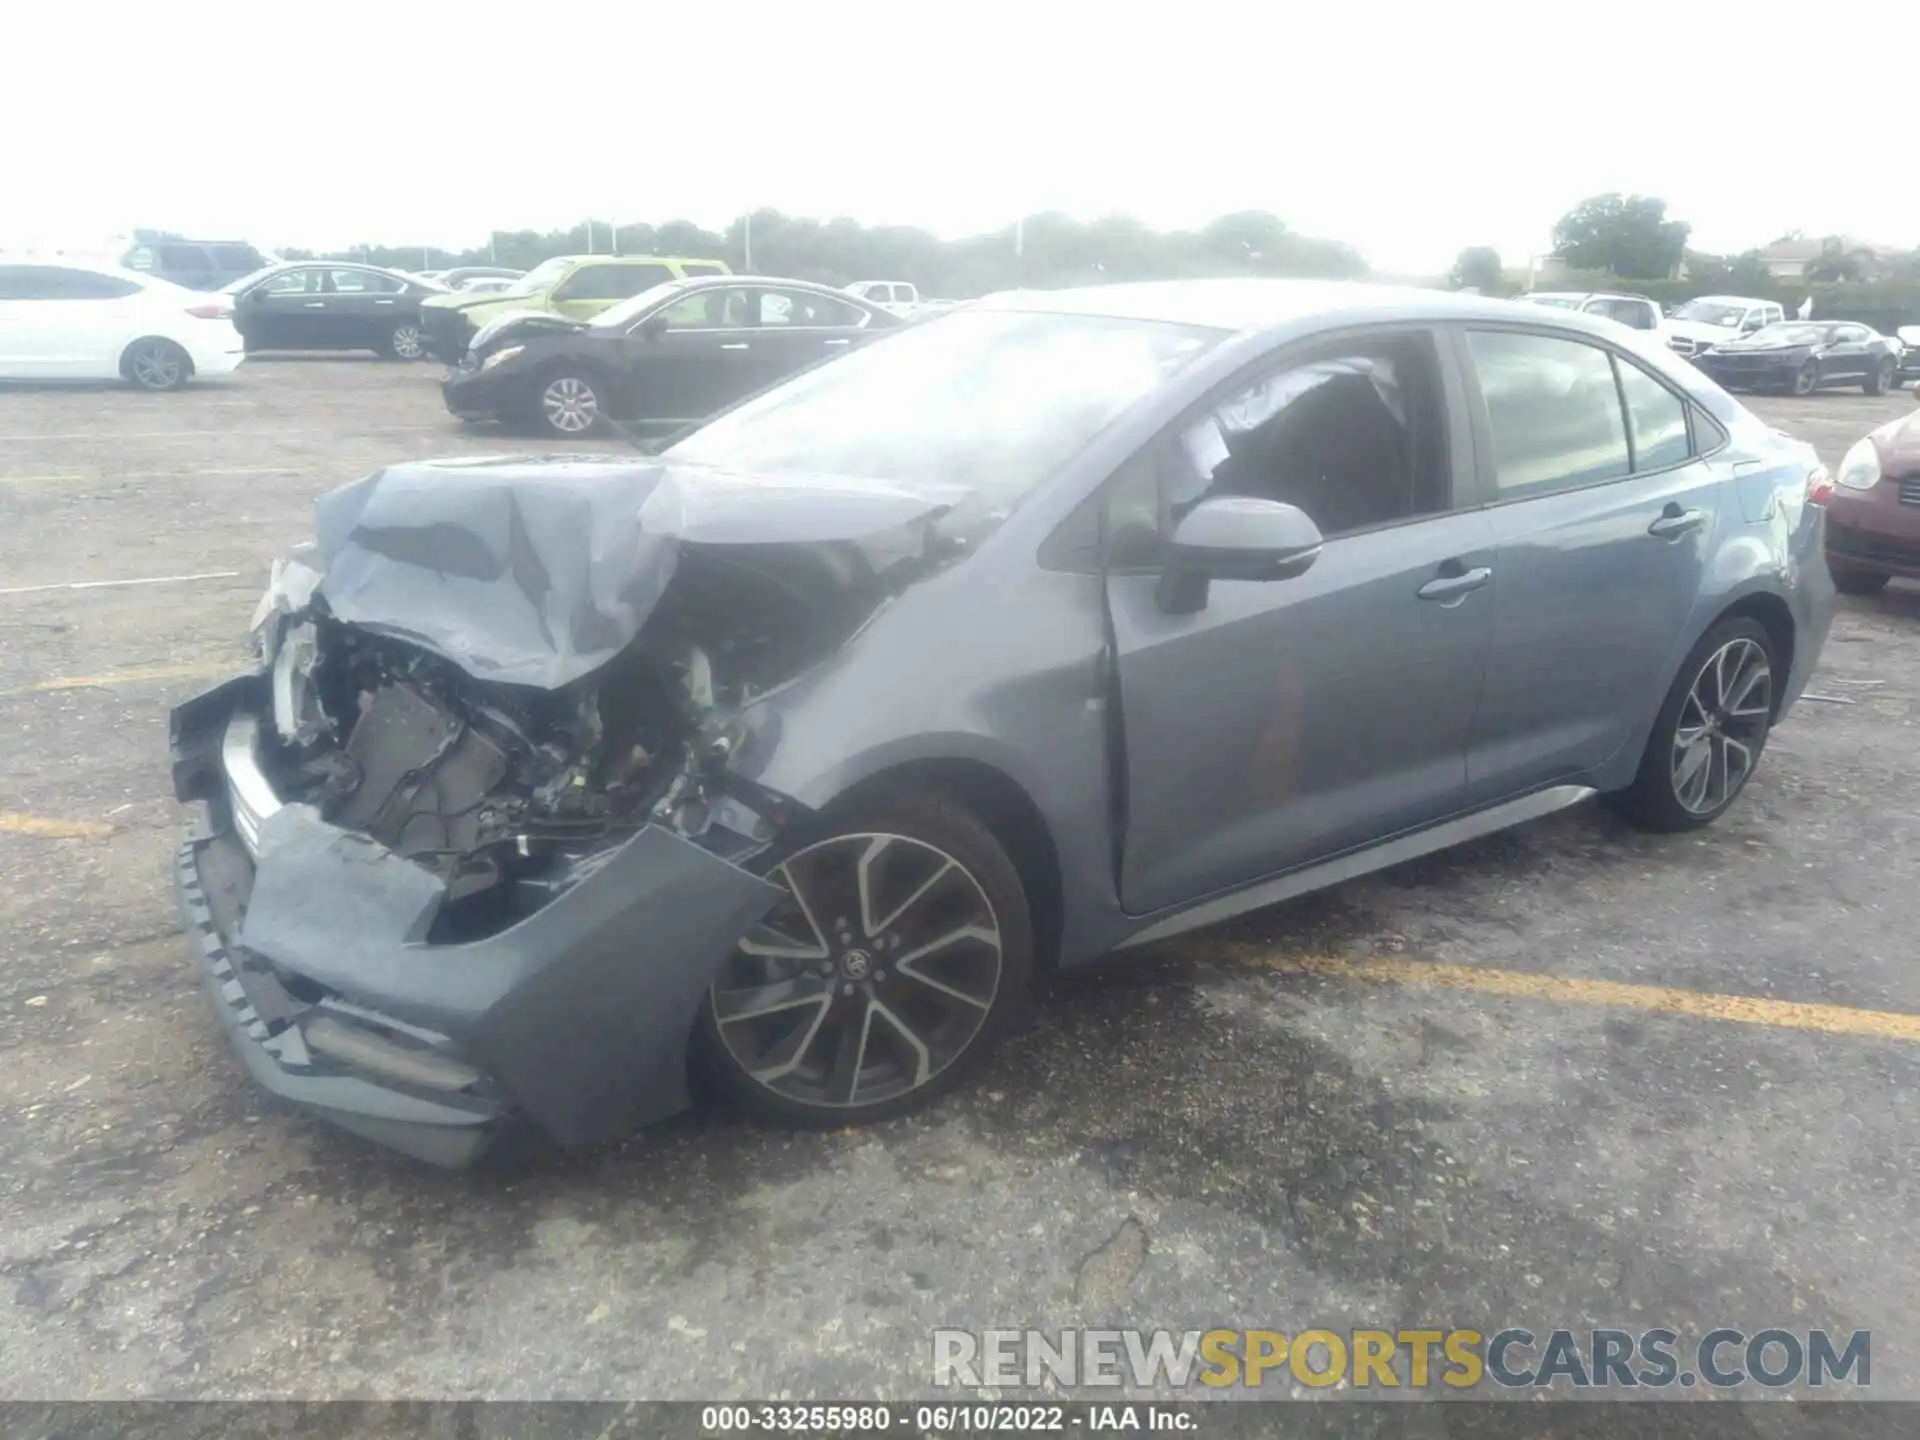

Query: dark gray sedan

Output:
[168, 281, 1835, 1165]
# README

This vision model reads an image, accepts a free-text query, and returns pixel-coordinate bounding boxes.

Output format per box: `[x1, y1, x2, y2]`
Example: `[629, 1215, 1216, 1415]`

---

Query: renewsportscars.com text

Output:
[932, 1327, 1871, 1391]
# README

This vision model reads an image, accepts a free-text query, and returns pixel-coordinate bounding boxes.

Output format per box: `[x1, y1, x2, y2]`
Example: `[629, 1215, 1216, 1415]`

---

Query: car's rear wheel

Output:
[1610, 617, 1777, 833]
[535, 372, 604, 436]
[1792, 362, 1820, 396]
[1831, 567, 1890, 596]
[384, 322, 425, 361]
[122, 338, 192, 392]
[1864, 357, 1894, 396]
[695, 790, 1032, 1127]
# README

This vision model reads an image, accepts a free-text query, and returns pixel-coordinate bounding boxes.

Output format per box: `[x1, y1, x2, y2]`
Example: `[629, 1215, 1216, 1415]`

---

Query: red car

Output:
[1826, 385, 1920, 594]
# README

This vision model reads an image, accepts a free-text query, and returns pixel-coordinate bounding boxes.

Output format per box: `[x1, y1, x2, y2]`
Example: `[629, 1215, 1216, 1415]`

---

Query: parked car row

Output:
[0, 255, 244, 389]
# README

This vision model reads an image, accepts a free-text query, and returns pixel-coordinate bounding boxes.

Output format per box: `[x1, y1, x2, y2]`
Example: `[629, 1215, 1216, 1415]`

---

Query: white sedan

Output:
[0, 256, 245, 390]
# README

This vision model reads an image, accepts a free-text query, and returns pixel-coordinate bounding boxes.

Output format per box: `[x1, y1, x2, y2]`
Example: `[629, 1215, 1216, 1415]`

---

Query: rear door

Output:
[1456, 324, 1722, 802]
[1107, 326, 1496, 914]
[324, 267, 404, 349]
[753, 286, 877, 380]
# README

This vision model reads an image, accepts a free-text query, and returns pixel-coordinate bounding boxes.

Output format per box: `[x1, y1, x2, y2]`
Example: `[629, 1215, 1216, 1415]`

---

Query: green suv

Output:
[418, 255, 730, 363]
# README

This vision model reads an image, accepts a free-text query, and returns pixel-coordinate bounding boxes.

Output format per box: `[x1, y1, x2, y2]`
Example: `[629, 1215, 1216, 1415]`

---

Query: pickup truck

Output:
[1662, 295, 1785, 359]
[843, 280, 959, 319]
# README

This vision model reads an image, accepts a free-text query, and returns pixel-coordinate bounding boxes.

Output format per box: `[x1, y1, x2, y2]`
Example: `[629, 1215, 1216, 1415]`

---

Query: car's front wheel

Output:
[1792, 362, 1820, 396]
[696, 791, 1032, 1127]
[1610, 617, 1778, 833]
[1864, 357, 1894, 396]
[534, 372, 605, 436]
[122, 337, 192, 392]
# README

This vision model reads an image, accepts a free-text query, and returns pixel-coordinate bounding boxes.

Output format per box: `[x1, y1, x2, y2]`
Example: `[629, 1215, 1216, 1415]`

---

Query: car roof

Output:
[967, 278, 1647, 337]
[1689, 294, 1771, 305]
[566, 254, 726, 265]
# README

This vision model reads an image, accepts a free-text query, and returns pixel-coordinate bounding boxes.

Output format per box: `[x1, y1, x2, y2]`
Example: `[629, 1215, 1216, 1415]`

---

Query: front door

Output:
[620, 284, 760, 425]
[237, 268, 326, 350]
[1821, 325, 1872, 383]
[1108, 328, 1496, 915]
[1456, 325, 1721, 802]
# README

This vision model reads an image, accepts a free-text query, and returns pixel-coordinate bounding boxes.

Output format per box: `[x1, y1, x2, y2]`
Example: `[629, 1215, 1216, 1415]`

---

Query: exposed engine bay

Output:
[255, 538, 924, 922]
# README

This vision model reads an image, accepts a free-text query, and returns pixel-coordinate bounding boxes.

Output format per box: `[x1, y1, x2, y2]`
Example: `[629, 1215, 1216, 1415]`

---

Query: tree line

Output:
[264, 210, 1368, 296]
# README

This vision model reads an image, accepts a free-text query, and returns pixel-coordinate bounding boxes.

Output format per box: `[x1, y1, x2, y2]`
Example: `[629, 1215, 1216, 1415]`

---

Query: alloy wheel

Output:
[1670, 637, 1772, 816]
[391, 325, 424, 360]
[541, 376, 599, 433]
[710, 832, 1004, 1110]
[1793, 363, 1818, 396]
[130, 344, 184, 390]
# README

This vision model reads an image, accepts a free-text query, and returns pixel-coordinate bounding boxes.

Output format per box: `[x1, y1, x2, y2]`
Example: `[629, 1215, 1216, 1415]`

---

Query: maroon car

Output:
[1826, 386, 1920, 594]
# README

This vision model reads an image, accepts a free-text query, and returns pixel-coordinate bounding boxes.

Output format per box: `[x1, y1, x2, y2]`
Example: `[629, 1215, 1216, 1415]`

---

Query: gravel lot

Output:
[2, 359, 1917, 1402]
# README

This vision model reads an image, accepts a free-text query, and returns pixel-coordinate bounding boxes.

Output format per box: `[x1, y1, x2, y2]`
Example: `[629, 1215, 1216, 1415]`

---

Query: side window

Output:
[262, 269, 313, 295]
[0, 266, 55, 300]
[328, 269, 399, 294]
[1039, 444, 1169, 574]
[51, 269, 142, 300]
[560, 264, 671, 301]
[1833, 324, 1868, 344]
[1467, 330, 1631, 497]
[757, 290, 868, 327]
[656, 286, 753, 329]
[1176, 333, 1450, 537]
[1614, 360, 1691, 472]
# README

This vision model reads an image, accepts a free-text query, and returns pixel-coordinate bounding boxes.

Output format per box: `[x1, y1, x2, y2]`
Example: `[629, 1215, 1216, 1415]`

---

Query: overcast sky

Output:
[8, 0, 1902, 276]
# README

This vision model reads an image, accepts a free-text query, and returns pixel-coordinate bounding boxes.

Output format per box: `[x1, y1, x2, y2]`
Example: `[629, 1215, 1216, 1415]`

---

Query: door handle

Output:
[304, 302, 325, 308]
[719, 342, 749, 351]
[823, 338, 851, 346]
[374, 298, 395, 305]
[1648, 505, 1706, 540]
[1417, 565, 1492, 603]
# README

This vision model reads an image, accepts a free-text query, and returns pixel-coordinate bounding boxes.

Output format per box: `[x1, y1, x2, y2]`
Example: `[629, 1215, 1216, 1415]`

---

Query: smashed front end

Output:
[170, 455, 959, 1164]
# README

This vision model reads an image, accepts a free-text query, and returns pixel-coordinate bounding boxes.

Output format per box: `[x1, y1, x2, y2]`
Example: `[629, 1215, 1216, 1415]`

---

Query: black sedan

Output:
[1694, 321, 1902, 396]
[441, 275, 900, 436]
[222, 263, 450, 359]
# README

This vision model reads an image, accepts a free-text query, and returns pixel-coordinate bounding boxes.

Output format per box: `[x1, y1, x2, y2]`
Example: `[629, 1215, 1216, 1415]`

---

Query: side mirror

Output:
[1154, 496, 1323, 615]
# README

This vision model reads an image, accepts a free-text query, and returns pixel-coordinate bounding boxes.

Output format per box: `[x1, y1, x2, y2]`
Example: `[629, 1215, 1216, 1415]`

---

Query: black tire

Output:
[530, 370, 606, 436]
[1609, 617, 1778, 833]
[694, 788, 1033, 1128]
[1831, 567, 1890, 596]
[1792, 362, 1819, 397]
[383, 321, 426, 361]
[1864, 358, 1894, 396]
[121, 337, 192, 392]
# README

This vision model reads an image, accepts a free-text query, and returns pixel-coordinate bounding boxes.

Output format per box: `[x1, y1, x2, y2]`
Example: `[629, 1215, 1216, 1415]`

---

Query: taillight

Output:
[186, 303, 232, 320]
[1805, 465, 1834, 506]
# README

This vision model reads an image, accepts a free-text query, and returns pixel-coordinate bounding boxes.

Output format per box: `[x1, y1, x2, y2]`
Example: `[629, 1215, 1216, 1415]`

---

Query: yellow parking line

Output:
[3, 661, 232, 697]
[0, 813, 116, 840]
[1203, 943, 1920, 1043]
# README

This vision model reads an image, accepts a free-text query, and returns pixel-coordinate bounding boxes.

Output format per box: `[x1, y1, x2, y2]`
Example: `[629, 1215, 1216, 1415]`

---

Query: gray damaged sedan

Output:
[169, 281, 1836, 1165]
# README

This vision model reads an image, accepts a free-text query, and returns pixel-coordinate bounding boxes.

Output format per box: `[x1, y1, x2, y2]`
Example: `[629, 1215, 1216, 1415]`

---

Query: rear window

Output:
[212, 245, 264, 269]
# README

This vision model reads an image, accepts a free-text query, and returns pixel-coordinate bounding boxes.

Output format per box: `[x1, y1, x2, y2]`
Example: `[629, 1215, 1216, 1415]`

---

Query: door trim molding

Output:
[1116, 784, 1597, 948]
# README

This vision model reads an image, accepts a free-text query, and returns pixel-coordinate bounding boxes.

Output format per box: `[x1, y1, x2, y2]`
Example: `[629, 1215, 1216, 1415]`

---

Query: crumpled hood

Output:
[297, 455, 970, 689]
[471, 310, 588, 351]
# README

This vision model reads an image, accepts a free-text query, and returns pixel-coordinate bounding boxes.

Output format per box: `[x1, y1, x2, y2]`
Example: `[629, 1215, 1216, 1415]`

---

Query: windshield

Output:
[502, 257, 572, 297]
[591, 281, 689, 329]
[1746, 324, 1829, 345]
[664, 309, 1224, 532]
[1522, 295, 1581, 309]
[1673, 300, 1748, 327]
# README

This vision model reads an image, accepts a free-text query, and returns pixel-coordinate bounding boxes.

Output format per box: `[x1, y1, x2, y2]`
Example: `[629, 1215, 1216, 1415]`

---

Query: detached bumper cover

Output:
[171, 678, 783, 1164]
